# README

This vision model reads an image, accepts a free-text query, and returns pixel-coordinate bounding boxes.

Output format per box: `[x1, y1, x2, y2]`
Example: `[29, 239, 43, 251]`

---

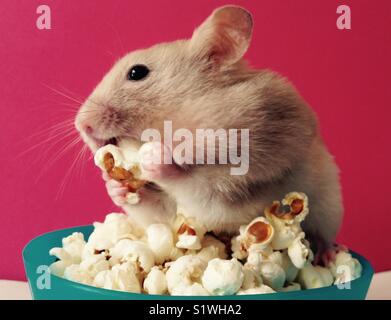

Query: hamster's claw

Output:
[105, 179, 128, 206]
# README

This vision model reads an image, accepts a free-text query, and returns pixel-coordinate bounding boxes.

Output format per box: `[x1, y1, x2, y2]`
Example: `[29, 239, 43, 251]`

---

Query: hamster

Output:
[75, 6, 343, 256]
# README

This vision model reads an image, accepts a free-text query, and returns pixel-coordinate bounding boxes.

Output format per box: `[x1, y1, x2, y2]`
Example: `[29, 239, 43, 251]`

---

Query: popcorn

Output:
[195, 235, 227, 262]
[64, 264, 93, 285]
[86, 213, 141, 252]
[237, 285, 275, 295]
[93, 261, 141, 293]
[279, 282, 301, 292]
[146, 224, 181, 264]
[171, 283, 210, 296]
[231, 217, 274, 259]
[49, 232, 86, 264]
[49, 193, 362, 296]
[94, 140, 145, 204]
[79, 253, 110, 278]
[49, 232, 86, 277]
[328, 251, 362, 284]
[287, 232, 311, 269]
[143, 266, 167, 295]
[174, 214, 207, 250]
[200, 235, 227, 259]
[281, 251, 299, 283]
[241, 265, 263, 290]
[259, 261, 286, 290]
[109, 239, 155, 273]
[50, 260, 71, 277]
[196, 245, 223, 262]
[201, 258, 244, 295]
[165, 255, 207, 294]
[265, 192, 308, 250]
[297, 264, 334, 289]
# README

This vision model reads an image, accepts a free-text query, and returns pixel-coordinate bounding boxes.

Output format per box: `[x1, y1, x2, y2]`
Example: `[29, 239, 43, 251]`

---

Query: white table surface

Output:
[1, 271, 390, 300]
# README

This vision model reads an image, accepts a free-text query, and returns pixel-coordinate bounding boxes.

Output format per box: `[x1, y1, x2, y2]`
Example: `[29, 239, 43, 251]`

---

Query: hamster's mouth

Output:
[104, 137, 118, 146]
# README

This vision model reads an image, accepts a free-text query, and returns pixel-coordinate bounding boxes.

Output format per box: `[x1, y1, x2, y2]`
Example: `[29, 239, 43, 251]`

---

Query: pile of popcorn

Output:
[49, 192, 362, 296]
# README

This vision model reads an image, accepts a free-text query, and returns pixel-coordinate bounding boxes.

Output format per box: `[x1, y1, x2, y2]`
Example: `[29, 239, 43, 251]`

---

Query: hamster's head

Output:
[75, 5, 254, 152]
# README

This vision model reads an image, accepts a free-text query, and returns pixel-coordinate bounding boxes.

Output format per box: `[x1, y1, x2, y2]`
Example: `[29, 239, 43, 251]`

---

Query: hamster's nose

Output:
[76, 119, 94, 137]
[84, 125, 93, 135]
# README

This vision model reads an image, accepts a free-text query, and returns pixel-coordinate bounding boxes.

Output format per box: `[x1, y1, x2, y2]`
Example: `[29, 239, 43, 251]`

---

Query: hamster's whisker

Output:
[105, 21, 126, 57]
[16, 127, 77, 158]
[34, 135, 82, 185]
[41, 83, 85, 106]
[55, 139, 85, 200]
[77, 144, 89, 183]
[85, 97, 104, 109]
[25, 119, 76, 141]
[27, 122, 75, 145]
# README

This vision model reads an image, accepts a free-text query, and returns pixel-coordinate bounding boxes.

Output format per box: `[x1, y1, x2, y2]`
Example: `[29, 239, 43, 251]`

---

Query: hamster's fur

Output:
[75, 6, 343, 250]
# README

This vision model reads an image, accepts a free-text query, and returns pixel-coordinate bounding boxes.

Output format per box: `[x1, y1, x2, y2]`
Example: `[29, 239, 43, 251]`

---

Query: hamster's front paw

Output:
[314, 243, 348, 266]
[139, 142, 182, 181]
[102, 172, 129, 206]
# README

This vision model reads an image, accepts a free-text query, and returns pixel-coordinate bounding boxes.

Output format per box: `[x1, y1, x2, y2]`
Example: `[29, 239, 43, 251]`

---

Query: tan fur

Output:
[75, 6, 343, 246]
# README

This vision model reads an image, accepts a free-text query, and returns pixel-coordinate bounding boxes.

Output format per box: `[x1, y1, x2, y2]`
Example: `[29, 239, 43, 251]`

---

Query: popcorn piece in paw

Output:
[237, 285, 275, 295]
[279, 282, 301, 292]
[231, 217, 274, 259]
[78, 254, 110, 278]
[241, 265, 263, 290]
[281, 251, 299, 283]
[109, 239, 155, 273]
[143, 266, 167, 295]
[125, 192, 140, 205]
[87, 213, 141, 251]
[201, 258, 244, 295]
[165, 255, 207, 294]
[259, 261, 286, 290]
[328, 251, 362, 284]
[94, 141, 146, 203]
[171, 283, 210, 296]
[288, 232, 311, 269]
[297, 264, 333, 289]
[93, 262, 141, 293]
[174, 214, 207, 250]
[146, 224, 176, 264]
[64, 264, 93, 285]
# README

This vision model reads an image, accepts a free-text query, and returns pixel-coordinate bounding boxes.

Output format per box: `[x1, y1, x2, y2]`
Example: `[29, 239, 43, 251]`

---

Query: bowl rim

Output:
[23, 224, 374, 300]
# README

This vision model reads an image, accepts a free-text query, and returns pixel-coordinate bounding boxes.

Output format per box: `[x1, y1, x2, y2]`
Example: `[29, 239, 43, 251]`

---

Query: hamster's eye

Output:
[127, 64, 150, 81]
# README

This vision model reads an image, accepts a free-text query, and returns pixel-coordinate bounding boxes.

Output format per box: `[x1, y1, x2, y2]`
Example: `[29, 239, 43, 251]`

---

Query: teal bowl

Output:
[23, 225, 373, 300]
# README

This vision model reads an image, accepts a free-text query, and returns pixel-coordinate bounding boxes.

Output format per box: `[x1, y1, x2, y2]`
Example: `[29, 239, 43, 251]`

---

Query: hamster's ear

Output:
[190, 6, 253, 67]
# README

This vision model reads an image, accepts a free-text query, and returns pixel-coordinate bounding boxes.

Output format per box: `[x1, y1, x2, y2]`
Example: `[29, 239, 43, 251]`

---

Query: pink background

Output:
[1, 0, 390, 280]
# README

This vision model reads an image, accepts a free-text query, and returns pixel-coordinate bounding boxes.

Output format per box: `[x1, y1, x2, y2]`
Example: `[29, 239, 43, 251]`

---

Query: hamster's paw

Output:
[314, 244, 348, 266]
[103, 172, 128, 206]
[139, 141, 181, 181]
